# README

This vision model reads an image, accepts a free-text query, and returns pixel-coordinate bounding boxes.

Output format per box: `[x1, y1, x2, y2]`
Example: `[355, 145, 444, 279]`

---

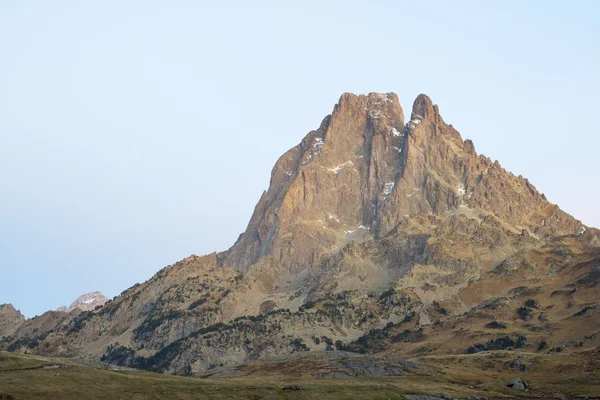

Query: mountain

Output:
[56, 291, 109, 313]
[3, 93, 599, 378]
[0, 304, 25, 338]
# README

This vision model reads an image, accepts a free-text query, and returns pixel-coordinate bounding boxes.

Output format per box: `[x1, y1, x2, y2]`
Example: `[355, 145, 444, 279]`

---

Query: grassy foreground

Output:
[1, 351, 599, 399]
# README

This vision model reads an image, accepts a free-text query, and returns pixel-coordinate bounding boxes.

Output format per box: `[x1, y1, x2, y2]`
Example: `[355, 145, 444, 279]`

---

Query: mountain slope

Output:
[5, 92, 599, 377]
[0, 304, 25, 338]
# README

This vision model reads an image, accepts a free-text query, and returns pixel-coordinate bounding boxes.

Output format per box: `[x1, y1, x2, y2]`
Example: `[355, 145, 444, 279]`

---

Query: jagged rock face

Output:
[0, 304, 25, 338]
[5, 92, 598, 376]
[222, 93, 583, 275]
[57, 291, 109, 313]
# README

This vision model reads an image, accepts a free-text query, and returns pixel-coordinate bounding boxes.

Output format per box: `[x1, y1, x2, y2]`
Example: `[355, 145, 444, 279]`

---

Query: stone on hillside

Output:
[505, 356, 532, 372]
[506, 377, 528, 390]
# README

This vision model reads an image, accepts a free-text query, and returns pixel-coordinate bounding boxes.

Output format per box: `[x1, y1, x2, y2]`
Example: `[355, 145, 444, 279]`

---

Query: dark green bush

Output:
[573, 306, 593, 317]
[516, 306, 533, 320]
[524, 299, 539, 308]
[485, 320, 507, 329]
[188, 297, 208, 310]
[101, 343, 136, 366]
[299, 301, 314, 312]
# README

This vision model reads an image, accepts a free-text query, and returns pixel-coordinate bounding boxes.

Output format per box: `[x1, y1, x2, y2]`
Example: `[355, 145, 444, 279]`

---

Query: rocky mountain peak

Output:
[410, 93, 435, 121]
[3, 92, 597, 379]
[222, 92, 583, 275]
[0, 303, 25, 338]
[57, 291, 108, 313]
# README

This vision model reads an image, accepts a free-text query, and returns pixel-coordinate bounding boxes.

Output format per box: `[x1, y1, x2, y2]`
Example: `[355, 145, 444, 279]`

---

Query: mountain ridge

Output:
[0, 303, 25, 338]
[2, 92, 598, 377]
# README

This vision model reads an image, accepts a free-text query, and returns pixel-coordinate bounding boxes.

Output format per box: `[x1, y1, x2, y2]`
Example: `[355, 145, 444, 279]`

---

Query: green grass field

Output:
[1, 351, 599, 399]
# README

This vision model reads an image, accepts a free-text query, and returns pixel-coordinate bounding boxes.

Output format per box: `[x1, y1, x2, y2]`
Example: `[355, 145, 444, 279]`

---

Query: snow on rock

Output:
[382, 182, 395, 196]
[329, 161, 354, 174]
[391, 127, 401, 137]
[58, 291, 109, 313]
[328, 214, 340, 223]
[409, 115, 423, 127]
[345, 225, 368, 235]
[313, 137, 324, 154]
[407, 188, 420, 198]
[369, 110, 382, 119]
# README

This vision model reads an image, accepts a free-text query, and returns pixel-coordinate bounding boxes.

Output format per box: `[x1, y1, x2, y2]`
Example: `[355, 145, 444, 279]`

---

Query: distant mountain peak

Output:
[0, 303, 25, 338]
[57, 291, 108, 313]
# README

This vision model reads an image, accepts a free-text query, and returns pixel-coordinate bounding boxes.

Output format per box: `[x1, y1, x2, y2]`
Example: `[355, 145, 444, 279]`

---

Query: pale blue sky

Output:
[1, 1, 598, 317]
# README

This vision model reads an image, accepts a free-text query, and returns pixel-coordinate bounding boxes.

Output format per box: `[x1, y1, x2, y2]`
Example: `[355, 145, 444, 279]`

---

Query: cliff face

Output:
[0, 304, 25, 338]
[5, 93, 598, 376]
[221, 93, 582, 275]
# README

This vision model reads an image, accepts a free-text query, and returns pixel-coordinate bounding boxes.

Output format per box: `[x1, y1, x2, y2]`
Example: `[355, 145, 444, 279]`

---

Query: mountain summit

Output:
[56, 291, 109, 313]
[0, 304, 25, 338]
[3, 93, 598, 377]
[223, 92, 582, 275]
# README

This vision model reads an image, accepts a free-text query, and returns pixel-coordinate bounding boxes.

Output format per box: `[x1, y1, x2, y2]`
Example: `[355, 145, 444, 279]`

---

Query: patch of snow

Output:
[81, 293, 99, 304]
[409, 115, 423, 127]
[329, 161, 354, 174]
[407, 188, 420, 198]
[328, 214, 340, 223]
[581, 226, 587, 235]
[392, 146, 402, 153]
[391, 127, 400, 137]
[541, 219, 546, 226]
[313, 137, 324, 154]
[369, 110, 382, 119]
[457, 185, 466, 197]
[345, 225, 368, 234]
[382, 182, 395, 196]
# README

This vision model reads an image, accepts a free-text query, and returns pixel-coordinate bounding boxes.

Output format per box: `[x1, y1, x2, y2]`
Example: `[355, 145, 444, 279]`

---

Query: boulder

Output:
[506, 377, 528, 391]
[505, 356, 532, 372]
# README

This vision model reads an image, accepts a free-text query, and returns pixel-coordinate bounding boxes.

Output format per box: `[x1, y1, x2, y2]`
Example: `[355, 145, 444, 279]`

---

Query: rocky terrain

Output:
[56, 291, 108, 313]
[0, 304, 25, 338]
[2, 92, 599, 385]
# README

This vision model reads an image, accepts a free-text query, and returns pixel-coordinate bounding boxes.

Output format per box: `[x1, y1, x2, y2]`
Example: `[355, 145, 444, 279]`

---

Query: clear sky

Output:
[1, 1, 598, 318]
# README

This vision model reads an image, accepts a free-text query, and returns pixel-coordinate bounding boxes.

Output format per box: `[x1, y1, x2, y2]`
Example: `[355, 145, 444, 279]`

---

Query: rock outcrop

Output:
[0, 304, 25, 338]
